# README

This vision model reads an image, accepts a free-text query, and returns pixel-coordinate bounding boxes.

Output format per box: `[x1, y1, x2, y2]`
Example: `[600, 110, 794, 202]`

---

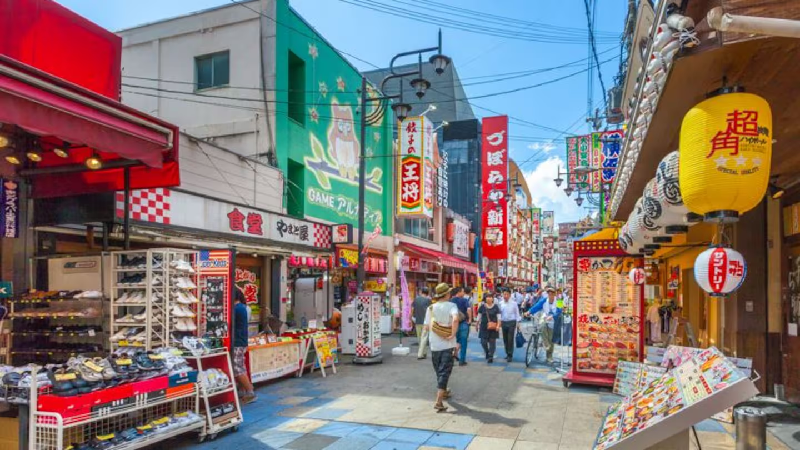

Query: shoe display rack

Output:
[184, 347, 243, 442]
[110, 249, 199, 352]
[6, 291, 105, 366]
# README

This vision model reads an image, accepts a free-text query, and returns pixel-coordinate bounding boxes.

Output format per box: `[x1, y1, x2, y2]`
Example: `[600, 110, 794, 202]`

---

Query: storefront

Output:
[399, 242, 478, 291]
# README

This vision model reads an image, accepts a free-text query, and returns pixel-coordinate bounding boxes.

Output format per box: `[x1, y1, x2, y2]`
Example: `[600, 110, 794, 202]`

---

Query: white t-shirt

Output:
[424, 300, 459, 352]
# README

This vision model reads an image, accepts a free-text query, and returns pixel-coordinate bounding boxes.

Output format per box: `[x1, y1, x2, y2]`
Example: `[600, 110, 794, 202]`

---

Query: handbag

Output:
[515, 330, 526, 348]
[431, 321, 453, 338]
[486, 306, 499, 331]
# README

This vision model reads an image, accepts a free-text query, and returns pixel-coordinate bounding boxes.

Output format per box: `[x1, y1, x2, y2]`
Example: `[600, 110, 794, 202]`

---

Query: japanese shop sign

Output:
[355, 292, 381, 358]
[332, 223, 353, 244]
[452, 219, 470, 258]
[594, 130, 624, 184]
[437, 140, 449, 208]
[543, 236, 555, 261]
[397, 116, 434, 218]
[531, 208, 541, 236]
[0, 179, 19, 238]
[542, 211, 555, 235]
[566, 135, 593, 190]
[337, 248, 359, 268]
[481, 115, 509, 260]
[116, 189, 331, 249]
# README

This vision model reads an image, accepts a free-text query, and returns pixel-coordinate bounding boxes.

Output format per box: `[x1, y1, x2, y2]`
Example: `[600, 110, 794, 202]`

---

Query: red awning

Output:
[400, 242, 478, 274]
[0, 56, 179, 197]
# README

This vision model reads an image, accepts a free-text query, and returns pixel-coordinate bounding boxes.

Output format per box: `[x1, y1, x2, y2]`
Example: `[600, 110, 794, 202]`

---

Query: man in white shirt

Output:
[498, 287, 521, 362]
[425, 283, 460, 412]
[541, 287, 559, 363]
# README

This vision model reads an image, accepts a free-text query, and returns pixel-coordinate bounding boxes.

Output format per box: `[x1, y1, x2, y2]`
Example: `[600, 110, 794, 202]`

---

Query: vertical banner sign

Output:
[436, 133, 449, 208]
[566, 135, 593, 190]
[543, 236, 555, 261]
[400, 267, 412, 331]
[542, 211, 555, 236]
[0, 179, 19, 238]
[596, 130, 624, 184]
[422, 120, 435, 218]
[397, 116, 425, 217]
[355, 292, 381, 358]
[531, 208, 541, 235]
[481, 115, 509, 260]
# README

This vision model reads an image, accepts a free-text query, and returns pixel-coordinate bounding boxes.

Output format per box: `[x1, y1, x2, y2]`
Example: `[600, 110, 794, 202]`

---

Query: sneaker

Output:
[117, 314, 136, 324]
[151, 276, 162, 286]
[180, 305, 196, 318]
[133, 311, 147, 322]
[111, 328, 130, 342]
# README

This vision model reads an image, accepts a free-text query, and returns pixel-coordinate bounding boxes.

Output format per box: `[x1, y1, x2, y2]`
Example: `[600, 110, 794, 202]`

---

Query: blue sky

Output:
[56, 0, 626, 223]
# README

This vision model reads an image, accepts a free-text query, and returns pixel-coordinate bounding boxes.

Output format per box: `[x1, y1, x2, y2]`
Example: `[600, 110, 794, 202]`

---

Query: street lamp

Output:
[564, 186, 574, 197]
[357, 30, 450, 294]
[575, 196, 584, 207]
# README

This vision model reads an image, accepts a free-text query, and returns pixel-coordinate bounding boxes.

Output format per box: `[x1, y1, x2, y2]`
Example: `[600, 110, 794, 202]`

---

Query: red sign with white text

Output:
[481, 116, 509, 260]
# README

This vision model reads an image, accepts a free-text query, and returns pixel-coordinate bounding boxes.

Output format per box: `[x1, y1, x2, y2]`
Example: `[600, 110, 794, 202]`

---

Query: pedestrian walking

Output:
[541, 287, 561, 364]
[425, 283, 459, 412]
[413, 287, 432, 359]
[498, 287, 521, 362]
[451, 286, 472, 366]
[233, 288, 256, 404]
[477, 293, 501, 363]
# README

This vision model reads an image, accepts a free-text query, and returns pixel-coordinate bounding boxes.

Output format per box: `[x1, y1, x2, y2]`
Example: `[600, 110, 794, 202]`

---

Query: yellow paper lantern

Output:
[679, 91, 772, 222]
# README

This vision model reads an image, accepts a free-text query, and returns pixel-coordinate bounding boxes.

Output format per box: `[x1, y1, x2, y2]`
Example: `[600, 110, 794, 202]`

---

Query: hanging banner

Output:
[531, 208, 541, 236]
[437, 133, 449, 208]
[594, 130, 624, 185]
[399, 268, 412, 331]
[566, 135, 593, 191]
[397, 116, 426, 217]
[542, 211, 555, 235]
[543, 236, 555, 261]
[0, 179, 19, 239]
[481, 115, 509, 260]
[422, 120, 435, 218]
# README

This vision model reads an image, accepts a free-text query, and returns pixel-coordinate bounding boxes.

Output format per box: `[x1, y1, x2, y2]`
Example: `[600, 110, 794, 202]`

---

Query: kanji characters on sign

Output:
[481, 116, 509, 260]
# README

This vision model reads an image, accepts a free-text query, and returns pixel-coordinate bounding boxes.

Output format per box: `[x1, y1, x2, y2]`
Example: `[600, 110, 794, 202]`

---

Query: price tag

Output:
[148, 354, 164, 360]
[118, 340, 129, 346]
[152, 417, 170, 425]
[55, 372, 77, 381]
[116, 358, 132, 366]
[97, 434, 115, 441]
[170, 349, 183, 356]
[84, 361, 103, 373]
[88, 329, 95, 337]
[133, 341, 144, 347]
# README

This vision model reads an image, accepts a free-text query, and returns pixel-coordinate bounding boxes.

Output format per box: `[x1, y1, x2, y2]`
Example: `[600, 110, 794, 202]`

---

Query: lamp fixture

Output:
[53, 142, 70, 158]
[768, 182, 784, 200]
[575, 197, 584, 207]
[429, 53, 452, 75]
[564, 186, 574, 197]
[554, 176, 563, 187]
[421, 104, 437, 116]
[0, 133, 10, 149]
[392, 102, 412, 122]
[410, 77, 431, 99]
[26, 145, 43, 162]
[5, 154, 21, 165]
[85, 152, 102, 170]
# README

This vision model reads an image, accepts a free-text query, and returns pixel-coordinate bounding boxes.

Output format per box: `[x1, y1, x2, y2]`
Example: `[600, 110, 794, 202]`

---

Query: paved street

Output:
[166, 329, 790, 450]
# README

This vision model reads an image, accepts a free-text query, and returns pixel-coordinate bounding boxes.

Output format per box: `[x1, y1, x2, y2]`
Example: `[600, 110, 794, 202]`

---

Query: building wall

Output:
[274, 1, 393, 235]
[442, 119, 481, 234]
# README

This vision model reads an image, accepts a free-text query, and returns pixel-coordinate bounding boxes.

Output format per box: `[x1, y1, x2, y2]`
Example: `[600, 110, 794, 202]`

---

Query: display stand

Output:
[7, 294, 105, 365]
[248, 339, 301, 383]
[185, 348, 243, 442]
[27, 369, 203, 450]
[352, 292, 382, 364]
[564, 239, 644, 388]
[594, 347, 758, 450]
[301, 332, 337, 378]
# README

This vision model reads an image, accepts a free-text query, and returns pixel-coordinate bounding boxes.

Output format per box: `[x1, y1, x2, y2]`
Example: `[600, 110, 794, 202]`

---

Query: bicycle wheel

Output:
[525, 333, 540, 367]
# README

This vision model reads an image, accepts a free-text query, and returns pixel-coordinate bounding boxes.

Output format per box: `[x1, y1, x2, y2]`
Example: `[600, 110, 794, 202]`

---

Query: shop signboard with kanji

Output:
[566, 240, 644, 388]
[531, 208, 541, 236]
[437, 138, 449, 208]
[397, 116, 433, 218]
[481, 115, 509, 260]
[593, 130, 624, 185]
[542, 211, 554, 235]
[355, 292, 381, 358]
[566, 134, 593, 190]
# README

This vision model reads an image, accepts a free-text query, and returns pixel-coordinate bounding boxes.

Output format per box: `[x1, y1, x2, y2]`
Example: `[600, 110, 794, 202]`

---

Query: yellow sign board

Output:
[364, 280, 387, 292]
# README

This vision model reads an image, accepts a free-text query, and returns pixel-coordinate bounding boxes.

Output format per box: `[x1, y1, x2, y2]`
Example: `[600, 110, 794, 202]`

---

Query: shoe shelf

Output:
[184, 347, 243, 441]
[6, 293, 105, 366]
[163, 249, 200, 342]
[29, 373, 203, 450]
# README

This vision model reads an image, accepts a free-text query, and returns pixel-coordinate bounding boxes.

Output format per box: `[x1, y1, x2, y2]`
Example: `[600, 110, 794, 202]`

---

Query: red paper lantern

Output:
[694, 246, 747, 296]
[629, 268, 646, 285]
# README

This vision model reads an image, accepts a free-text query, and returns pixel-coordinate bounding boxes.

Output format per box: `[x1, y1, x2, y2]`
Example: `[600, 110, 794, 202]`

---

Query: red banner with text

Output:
[481, 116, 509, 260]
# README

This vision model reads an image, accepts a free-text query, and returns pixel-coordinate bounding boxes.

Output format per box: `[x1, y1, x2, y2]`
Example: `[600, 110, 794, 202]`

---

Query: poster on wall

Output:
[199, 250, 233, 342]
[452, 220, 470, 258]
[481, 115, 509, 260]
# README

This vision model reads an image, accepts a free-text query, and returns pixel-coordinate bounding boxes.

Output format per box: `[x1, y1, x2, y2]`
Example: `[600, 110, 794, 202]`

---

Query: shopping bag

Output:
[515, 330, 526, 348]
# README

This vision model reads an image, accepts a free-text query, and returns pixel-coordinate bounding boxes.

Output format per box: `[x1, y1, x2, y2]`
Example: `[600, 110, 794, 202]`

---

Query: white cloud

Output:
[527, 141, 556, 154]
[523, 156, 585, 224]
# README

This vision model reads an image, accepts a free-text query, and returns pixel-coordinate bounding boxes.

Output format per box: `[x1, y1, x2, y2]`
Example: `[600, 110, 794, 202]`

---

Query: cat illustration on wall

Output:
[327, 100, 360, 181]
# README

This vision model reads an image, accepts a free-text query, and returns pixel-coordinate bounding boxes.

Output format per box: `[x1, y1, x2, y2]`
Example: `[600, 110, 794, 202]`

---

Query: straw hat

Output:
[432, 283, 452, 300]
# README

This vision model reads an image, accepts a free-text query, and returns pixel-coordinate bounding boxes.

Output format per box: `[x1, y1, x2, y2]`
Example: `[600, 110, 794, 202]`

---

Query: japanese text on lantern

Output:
[481, 116, 509, 260]
[707, 110, 768, 158]
[397, 117, 430, 217]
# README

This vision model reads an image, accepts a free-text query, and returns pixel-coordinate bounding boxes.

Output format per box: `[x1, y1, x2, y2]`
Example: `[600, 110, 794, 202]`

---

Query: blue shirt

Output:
[452, 296, 470, 324]
[233, 302, 249, 347]
[527, 296, 548, 315]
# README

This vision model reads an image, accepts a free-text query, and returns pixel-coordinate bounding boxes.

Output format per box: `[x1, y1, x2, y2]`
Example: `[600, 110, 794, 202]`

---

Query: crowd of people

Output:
[410, 282, 572, 412]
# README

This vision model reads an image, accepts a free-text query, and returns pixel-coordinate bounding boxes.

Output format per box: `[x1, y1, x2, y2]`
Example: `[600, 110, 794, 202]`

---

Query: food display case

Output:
[564, 239, 644, 387]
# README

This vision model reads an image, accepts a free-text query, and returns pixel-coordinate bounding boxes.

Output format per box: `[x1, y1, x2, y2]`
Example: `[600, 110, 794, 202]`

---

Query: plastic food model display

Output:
[595, 347, 747, 450]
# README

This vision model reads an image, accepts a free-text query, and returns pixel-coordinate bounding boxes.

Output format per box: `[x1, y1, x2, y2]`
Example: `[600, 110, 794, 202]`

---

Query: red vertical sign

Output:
[481, 116, 509, 260]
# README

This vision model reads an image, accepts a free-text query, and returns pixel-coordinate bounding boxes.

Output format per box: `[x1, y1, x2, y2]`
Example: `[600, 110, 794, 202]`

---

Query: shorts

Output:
[431, 348, 455, 390]
[233, 346, 248, 377]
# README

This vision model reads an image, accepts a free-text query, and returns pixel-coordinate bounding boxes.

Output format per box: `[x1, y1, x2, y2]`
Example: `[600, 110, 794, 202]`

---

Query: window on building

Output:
[288, 51, 306, 125]
[402, 218, 434, 241]
[195, 51, 230, 90]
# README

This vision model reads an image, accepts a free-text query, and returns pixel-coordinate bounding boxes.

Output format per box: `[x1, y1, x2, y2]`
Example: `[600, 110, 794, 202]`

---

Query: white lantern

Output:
[654, 150, 690, 234]
[629, 267, 646, 285]
[642, 179, 672, 243]
[619, 223, 635, 254]
[628, 197, 658, 253]
[694, 246, 747, 296]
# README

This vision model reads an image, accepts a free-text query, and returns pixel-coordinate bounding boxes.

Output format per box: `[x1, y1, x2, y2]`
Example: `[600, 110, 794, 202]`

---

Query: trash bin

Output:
[735, 407, 767, 450]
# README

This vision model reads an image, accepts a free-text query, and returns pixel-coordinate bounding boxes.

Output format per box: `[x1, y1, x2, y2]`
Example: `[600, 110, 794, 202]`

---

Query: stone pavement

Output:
[165, 329, 791, 450]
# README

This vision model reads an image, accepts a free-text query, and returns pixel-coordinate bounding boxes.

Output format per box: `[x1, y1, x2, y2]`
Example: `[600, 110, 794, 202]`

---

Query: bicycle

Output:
[524, 314, 545, 367]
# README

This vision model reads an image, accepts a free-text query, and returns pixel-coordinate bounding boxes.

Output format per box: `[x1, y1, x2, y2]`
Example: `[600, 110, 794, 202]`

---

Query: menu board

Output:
[575, 256, 642, 374]
[595, 347, 750, 450]
[613, 361, 667, 396]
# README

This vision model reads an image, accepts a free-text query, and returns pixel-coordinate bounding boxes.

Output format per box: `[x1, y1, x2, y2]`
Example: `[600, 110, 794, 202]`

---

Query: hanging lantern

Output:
[653, 150, 689, 234]
[694, 246, 747, 296]
[628, 197, 659, 254]
[642, 179, 672, 243]
[679, 90, 772, 223]
[618, 223, 635, 255]
[629, 268, 646, 285]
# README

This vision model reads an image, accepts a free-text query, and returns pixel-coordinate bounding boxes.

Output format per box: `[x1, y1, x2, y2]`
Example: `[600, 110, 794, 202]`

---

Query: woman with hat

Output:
[424, 282, 460, 412]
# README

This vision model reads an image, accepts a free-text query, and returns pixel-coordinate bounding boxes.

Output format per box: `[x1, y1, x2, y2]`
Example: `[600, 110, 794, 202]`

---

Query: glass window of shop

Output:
[234, 254, 262, 337]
